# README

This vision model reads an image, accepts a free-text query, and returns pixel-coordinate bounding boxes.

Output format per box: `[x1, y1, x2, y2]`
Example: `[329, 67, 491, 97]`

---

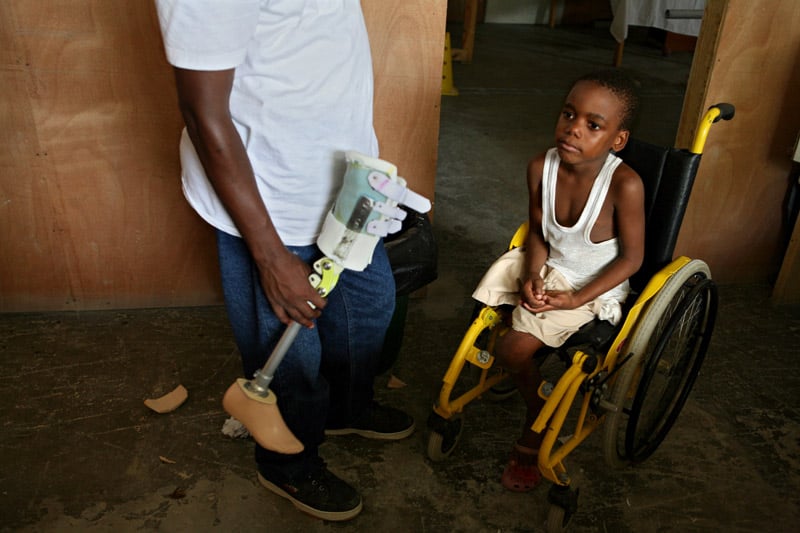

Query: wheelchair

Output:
[425, 103, 735, 531]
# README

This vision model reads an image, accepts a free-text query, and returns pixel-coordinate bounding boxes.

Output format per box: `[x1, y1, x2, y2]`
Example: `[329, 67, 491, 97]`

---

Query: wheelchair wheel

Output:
[546, 505, 568, 533]
[545, 484, 578, 533]
[426, 412, 464, 461]
[603, 259, 717, 468]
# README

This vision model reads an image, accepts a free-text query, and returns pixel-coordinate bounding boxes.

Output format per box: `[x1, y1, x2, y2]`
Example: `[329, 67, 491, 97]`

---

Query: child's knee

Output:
[494, 331, 535, 372]
[494, 332, 526, 372]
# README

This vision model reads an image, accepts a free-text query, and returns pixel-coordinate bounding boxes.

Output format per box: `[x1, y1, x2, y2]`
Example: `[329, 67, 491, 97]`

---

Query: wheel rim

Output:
[625, 276, 717, 461]
[602, 260, 716, 468]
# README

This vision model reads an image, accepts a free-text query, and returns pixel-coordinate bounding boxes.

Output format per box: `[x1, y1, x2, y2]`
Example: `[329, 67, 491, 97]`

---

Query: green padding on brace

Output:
[333, 161, 391, 233]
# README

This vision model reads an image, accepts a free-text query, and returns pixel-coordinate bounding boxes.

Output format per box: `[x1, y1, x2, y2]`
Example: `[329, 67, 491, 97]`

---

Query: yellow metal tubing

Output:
[690, 103, 734, 155]
[530, 355, 586, 434]
[508, 222, 529, 250]
[435, 306, 504, 417]
[571, 387, 595, 438]
[690, 106, 721, 155]
[441, 309, 498, 383]
[537, 371, 593, 485]
[433, 371, 509, 419]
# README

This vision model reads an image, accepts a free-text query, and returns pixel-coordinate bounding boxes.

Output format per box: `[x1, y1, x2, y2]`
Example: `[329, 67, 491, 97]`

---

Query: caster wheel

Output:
[546, 504, 569, 533]
[545, 484, 578, 532]
[425, 412, 464, 461]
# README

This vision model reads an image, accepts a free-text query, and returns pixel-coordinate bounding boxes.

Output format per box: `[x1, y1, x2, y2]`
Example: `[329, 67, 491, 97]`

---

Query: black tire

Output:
[603, 260, 717, 468]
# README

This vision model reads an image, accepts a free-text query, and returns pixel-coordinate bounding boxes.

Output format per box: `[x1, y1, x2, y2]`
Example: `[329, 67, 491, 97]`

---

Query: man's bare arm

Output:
[173, 67, 325, 326]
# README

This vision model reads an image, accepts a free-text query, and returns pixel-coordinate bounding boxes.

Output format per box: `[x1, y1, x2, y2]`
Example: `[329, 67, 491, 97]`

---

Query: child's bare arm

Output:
[520, 155, 549, 309]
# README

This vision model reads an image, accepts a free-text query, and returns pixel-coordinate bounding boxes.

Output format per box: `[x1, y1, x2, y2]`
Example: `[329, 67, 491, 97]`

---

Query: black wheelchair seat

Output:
[558, 318, 619, 355]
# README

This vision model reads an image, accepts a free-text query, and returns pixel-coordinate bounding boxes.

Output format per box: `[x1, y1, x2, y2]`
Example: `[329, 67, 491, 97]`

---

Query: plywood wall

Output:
[363, 1, 447, 205]
[0, 1, 446, 312]
[675, 0, 800, 287]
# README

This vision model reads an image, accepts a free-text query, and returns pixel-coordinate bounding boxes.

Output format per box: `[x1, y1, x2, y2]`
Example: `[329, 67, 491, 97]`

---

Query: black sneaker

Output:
[325, 402, 415, 440]
[257, 460, 362, 521]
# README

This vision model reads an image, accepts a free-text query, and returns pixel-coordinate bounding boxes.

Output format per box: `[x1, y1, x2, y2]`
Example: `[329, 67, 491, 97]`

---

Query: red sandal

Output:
[501, 443, 541, 492]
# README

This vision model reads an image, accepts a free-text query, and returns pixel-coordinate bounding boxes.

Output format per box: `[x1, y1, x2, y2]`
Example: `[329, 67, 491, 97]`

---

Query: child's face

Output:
[554, 81, 629, 165]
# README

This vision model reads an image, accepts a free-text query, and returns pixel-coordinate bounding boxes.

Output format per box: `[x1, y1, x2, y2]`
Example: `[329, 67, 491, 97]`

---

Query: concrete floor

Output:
[2, 23, 800, 533]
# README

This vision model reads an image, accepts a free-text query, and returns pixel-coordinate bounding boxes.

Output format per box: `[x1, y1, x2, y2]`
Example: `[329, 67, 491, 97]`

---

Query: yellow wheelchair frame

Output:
[426, 104, 735, 531]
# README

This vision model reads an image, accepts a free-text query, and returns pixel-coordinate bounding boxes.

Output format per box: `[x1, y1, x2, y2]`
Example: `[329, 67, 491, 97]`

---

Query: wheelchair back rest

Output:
[616, 138, 702, 293]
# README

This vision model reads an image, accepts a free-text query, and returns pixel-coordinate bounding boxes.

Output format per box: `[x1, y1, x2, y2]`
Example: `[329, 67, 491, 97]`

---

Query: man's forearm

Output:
[183, 112, 286, 267]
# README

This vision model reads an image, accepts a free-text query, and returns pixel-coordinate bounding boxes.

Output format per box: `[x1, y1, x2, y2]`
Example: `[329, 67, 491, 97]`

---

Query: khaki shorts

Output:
[473, 248, 621, 347]
[511, 266, 595, 348]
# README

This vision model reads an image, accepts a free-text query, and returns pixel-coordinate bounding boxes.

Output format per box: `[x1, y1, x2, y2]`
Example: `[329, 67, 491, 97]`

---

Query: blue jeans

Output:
[216, 230, 395, 472]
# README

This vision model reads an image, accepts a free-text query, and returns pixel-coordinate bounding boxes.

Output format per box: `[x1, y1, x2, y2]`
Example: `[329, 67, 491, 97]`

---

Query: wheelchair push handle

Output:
[711, 103, 735, 122]
[690, 102, 735, 154]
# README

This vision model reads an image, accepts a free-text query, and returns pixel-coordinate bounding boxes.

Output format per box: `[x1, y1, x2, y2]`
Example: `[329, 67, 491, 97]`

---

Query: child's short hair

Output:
[573, 70, 641, 131]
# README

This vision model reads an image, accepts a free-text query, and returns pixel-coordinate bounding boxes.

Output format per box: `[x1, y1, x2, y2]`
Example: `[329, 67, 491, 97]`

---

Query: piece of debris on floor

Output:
[221, 416, 250, 439]
[387, 374, 407, 389]
[144, 384, 188, 414]
[159, 456, 176, 464]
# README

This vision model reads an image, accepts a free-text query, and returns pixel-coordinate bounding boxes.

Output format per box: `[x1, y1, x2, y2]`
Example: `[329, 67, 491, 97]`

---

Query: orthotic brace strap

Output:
[367, 172, 432, 216]
[317, 151, 431, 271]
[367, 217, 402, 237]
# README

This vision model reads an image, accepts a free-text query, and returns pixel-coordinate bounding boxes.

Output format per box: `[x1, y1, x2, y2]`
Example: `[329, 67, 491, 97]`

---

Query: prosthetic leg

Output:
[222, 151, 431, 453]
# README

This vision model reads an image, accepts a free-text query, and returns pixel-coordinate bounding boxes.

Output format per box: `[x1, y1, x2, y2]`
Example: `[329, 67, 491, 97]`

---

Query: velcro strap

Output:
[368, 172, 431, 213]
[372, 201, 408, 220]
[367, 218, 402, 237]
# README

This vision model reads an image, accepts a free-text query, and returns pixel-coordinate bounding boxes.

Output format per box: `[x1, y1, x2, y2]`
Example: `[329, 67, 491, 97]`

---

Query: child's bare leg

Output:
[495, 328, 546, 449]
[513, 359, 546, 450]
[494, 328, 546, 492]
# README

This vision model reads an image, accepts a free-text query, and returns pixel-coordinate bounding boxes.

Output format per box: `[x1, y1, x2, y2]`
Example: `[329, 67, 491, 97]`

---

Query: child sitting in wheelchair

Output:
[471, 70, 645, 492]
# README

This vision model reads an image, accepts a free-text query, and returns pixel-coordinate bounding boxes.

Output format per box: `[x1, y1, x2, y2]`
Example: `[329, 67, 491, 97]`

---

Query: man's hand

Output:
[256, 250, 327, 328]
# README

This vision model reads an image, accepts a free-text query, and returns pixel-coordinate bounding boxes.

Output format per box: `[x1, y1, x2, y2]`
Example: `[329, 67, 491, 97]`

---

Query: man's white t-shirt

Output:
[156, 0, 379, 245]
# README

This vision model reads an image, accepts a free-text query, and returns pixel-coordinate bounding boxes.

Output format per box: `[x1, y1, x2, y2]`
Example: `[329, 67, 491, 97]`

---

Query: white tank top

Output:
[542, 148, 630, 304]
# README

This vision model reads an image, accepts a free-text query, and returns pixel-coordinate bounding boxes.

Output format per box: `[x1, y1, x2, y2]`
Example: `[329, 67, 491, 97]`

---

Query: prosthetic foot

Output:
[222, 378, 304, 454]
